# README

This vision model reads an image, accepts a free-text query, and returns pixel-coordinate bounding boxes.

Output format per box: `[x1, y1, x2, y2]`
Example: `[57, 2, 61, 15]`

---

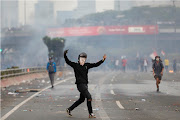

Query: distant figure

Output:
[122, 58, 127, 72]
[64, 49, 106, 118]
[46, 57, 56, 88]
[164, 58, 169, 72]
[152, 56, 164, 92]
[173, 59, 177, 73]
[115, 59, 119, 70]
[140, 58, 144, 72]
[144, 58, 148, 72]
[136, 58, 140, 72]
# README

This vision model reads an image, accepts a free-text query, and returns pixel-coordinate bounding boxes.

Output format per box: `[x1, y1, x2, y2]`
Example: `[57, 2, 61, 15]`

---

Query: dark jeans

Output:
[69, 84, 93, 114]
[49, 73, 55, 86]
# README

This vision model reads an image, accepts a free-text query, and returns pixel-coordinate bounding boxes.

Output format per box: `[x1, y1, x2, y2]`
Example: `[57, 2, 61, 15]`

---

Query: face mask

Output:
[79, 57, 86, 66]
[156, 58, 159, 61]
[50, 59, 53, 62]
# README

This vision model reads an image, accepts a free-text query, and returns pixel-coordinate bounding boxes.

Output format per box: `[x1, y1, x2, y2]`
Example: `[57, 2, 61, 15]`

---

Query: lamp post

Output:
[24, 0, 26, 25]
[172, 0, 176, 33]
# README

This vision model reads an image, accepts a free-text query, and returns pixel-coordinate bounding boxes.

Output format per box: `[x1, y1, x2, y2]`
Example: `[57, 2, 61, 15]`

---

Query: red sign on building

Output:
[47, 25, 158, 37]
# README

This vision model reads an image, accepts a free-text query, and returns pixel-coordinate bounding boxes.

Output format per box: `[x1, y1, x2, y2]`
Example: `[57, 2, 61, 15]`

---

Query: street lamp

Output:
[172, 0, 176, 33]
[24, 0, 26, 25]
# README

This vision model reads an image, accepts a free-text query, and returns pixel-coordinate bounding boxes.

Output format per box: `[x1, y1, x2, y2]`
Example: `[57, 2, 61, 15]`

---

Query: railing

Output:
[0, 66, 67, 79]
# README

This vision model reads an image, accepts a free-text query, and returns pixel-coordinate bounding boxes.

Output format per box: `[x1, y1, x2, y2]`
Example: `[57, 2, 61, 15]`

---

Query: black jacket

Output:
[152, 61, 164, 75]
[64, 53, 104, 84]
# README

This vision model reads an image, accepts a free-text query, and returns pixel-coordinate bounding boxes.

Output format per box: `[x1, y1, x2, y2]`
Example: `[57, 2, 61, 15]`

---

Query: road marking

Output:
[116, 101, 125, 109]
[110, 90, 115, 95]
[1, 77, 74, 120]
[96, 87, 110, 120]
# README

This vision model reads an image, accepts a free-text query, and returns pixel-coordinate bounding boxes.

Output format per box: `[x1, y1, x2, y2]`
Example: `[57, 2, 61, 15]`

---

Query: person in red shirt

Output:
[122, 58, 127, 72]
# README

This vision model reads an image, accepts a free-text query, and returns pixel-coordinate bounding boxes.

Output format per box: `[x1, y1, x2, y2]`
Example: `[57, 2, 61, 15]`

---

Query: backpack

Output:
[48, 62, 54, 73]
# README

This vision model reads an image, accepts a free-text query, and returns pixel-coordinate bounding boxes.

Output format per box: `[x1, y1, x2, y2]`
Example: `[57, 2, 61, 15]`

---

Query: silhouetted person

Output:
[64, 49, 106, 118]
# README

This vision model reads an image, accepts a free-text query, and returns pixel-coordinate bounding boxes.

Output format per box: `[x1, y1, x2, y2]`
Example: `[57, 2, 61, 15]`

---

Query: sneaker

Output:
[157, 88, 159, 92]
[89, 113, 96, 118]
[52, 85, 54, 88]
[66, 108, 72, 117]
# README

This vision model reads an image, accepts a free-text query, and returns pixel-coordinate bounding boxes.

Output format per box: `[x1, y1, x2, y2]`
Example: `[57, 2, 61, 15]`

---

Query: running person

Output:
[152, 56, 164, 92]
[64, 50, 106, 118]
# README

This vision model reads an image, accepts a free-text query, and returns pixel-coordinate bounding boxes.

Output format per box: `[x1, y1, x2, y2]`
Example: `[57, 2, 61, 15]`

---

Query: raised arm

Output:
[88, 54, 106, 69]
[64, 50, 75, 68]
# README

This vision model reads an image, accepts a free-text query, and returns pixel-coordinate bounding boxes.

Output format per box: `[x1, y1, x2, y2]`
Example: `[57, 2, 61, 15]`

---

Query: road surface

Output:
[1, 71, 180, 120]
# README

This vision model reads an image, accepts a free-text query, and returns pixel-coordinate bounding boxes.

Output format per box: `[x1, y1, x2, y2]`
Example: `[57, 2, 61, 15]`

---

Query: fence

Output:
[0, 66, 67, 79]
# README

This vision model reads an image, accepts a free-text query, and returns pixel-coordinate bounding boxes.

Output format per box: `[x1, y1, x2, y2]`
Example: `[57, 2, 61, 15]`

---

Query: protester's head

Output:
[78, 52, 87, 66]
[155, 56, 160, 61]
[49, 57, 53, 62]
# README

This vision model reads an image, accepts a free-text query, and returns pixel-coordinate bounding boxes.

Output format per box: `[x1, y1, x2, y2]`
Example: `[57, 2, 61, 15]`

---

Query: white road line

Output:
[110, 90, 115, 95]
[116, 101, 125, 109]
[1, 77, 74, 120]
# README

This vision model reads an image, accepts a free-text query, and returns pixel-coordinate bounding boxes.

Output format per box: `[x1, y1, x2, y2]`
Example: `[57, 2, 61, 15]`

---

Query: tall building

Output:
[1, 0, 19, 28]
[56, 0, 96, 25]
[114, 0, 141, 11]
[34, 0, 55, 26]
[56, 11, 75, 24]
[76, 0, 96, 18]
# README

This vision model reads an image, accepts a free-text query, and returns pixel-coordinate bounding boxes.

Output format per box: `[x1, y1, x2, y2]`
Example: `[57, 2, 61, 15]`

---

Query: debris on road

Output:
[8, 92, 18, 95]
[41, 80, 45, 83]
[15, 89, 41, 93]
[36, 94, 41, 97]
[141, 99, 146, 102]
[93, 108, 99, 111]
[135, 108, 139, 110]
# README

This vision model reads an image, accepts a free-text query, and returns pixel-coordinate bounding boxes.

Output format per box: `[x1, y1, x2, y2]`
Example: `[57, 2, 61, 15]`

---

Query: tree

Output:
[43, 36, 65, 65]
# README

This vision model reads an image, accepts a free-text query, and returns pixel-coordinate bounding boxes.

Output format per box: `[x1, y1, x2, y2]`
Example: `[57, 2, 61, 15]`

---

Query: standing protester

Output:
[46, 57, 56, 88]
[144, 58, 148, 72]
[164, 58, 169, 72]
[115, 59, 119, 70]
[152, 56, 164, 92]
[64, 50, 106, 118]
[140, 58, 144, 72]
[173, 59, 177, 73]
[122, 58, 127, 72]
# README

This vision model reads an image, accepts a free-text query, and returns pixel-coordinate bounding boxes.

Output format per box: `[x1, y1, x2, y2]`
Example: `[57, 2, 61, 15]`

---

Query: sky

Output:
[3, 0, 176, 26]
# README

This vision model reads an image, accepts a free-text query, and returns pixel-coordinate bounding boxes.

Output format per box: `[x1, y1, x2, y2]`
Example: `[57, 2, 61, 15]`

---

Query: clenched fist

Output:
[64, 49, 69, 55]
[103, 54, 107, 61]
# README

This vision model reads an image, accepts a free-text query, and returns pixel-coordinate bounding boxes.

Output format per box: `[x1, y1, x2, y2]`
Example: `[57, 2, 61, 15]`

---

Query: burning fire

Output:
[169, 70, 174, 73]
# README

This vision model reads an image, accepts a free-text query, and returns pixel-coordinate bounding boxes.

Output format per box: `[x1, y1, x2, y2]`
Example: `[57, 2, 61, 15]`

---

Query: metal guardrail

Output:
[0, 66, 66, 79]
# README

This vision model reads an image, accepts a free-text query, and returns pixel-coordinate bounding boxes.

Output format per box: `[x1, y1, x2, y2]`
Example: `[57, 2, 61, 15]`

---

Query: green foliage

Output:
[43, 36, 65, 65]
[63, 5, 180, 27]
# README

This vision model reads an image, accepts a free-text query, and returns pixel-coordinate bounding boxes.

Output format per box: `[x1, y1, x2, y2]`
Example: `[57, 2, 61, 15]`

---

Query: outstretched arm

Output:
[64, 50, 75, 67]
[88, 54, 106, 69]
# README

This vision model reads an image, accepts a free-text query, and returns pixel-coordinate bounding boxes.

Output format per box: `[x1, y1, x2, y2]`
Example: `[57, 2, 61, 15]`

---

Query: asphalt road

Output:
[1, 71, 180, 120]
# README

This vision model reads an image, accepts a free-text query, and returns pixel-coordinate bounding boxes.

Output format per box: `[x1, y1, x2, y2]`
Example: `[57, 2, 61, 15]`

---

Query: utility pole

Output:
[172, 0, 176, 33]
[24, 0, 26, 25]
